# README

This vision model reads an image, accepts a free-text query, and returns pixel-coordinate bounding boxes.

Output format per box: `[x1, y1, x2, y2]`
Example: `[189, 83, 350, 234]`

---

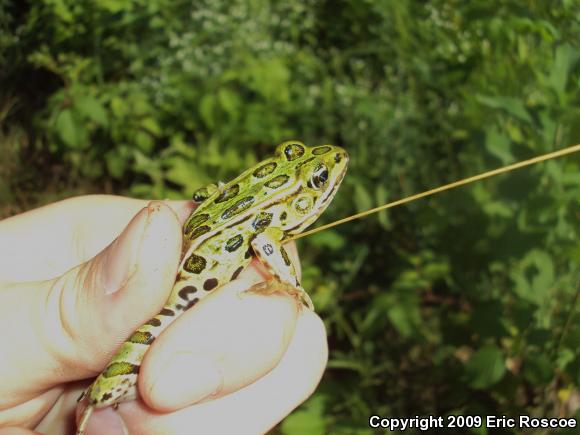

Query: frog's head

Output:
[274, 141, 349, 236]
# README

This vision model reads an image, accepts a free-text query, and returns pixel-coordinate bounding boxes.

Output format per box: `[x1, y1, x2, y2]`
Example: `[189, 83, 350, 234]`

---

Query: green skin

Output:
[76, 141, 349, 434]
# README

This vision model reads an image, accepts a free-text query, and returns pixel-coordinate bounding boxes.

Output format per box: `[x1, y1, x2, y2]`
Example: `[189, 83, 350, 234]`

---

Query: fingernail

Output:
[86, 406, 128, 435]
[150, 354, 223, 408]
[102, 205, 151, 295]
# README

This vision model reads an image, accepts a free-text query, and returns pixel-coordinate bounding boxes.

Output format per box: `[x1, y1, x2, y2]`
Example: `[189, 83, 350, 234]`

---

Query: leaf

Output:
[353, 183, 373, 213]
[476, 95, 532, 124]
[281, 410, 326, 435]
[281, 395, 326, 435]
[246, 57, 290, 102]
[512, 250, 554, 305]
[199, 94, 216, 129]
[55, 109, 86, 148]
[561, 171, 580, 187]
[465, 345, 506, 389]
[309, 230, 346, 251]
[140, 117, 161, 136]
[105, 148, 127, 178]
[129, 92, 152, 116]
[375, 184, 391, 229]
[386, 292, 422, 338]
[47, 0, 74, 22]
[218, 88, 241, 120]
[94, 0, 126, 13]
[75, 95, 108, 126]
[539, 110, 557, 147]
[471, 302, 508, 339]
[528, 251, 554, 295]
[110, 96, 127, 117]
[549, 44, 580, 100]
[556, 348, 575, 371]
[165, 156, 207, 190]
[523, 353, 554, 386]
[485, 127, 513, 164]
[134, 131, 154, 154]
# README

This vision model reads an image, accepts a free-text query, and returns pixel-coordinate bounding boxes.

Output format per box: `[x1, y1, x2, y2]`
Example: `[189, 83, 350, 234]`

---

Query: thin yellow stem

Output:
[288, 143, 580, 242]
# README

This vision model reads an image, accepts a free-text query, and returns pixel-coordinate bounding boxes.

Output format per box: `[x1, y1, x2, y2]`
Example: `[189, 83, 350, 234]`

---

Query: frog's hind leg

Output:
[249, 228, 314, 310]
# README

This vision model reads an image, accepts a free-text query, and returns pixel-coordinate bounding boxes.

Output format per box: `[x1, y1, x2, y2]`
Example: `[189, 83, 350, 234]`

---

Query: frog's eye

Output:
[310, 164, 329, 190]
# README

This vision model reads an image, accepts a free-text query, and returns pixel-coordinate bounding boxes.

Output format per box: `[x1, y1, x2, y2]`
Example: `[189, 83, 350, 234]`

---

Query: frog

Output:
[76, 140, 349, 434]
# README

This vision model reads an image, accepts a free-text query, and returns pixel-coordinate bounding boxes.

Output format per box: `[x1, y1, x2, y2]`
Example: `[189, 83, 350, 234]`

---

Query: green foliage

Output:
[2, 0, 580, 432]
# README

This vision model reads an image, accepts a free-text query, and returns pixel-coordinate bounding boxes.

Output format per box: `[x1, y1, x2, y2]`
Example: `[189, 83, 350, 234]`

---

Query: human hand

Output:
[0, 195, 328, 434]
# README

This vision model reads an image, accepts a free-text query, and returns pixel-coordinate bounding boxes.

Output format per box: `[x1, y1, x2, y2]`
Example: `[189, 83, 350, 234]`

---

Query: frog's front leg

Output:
[249, 227, 314, 310]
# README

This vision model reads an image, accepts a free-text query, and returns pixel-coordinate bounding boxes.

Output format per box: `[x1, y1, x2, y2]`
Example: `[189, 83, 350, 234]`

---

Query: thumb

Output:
[1, 202, 183, 408]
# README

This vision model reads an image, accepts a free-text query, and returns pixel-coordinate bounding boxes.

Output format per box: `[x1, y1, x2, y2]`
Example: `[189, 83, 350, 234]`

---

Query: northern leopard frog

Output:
[76, 141, 349, 434]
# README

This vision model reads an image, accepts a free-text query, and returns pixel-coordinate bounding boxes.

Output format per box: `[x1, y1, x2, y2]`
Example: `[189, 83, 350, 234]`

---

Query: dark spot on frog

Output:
[225, 234, 244, 252]
[159, 308, 175, 317]
[128, 330, 154, 345]
[203, 278, 219, 291]
[252, 212, 273, 232]
[184, 213, 210, 234]
[284, 143, 305, 161]
[178, 285, 198, 301]
[188, 225, 211, 240]
[145, 318, 161, 327]
[265, 174, 289, 189]
[312, 145, 331, 155]
[221, 196, 255, 220]
[176, 298, 199, 311]
[214, 184, 240, 204]
[253, 162, 277, 178]
[231, 266, 244, 280]
[183, 254, 207, 274]
[263, 244, 274, 256]
[280, 246, 291, 266]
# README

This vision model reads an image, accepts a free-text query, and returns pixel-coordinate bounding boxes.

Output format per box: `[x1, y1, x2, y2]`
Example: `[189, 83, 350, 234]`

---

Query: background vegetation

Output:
[1, 0, 580, 433]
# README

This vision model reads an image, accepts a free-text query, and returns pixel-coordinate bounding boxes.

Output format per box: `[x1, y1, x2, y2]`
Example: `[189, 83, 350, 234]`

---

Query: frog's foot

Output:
[247, 228, 314, 311]
[245, 280, 314, 311]
[76, 405, 94, 435]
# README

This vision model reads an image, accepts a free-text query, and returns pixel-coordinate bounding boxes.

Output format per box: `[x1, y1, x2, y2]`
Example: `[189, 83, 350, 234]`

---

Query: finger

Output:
[0, 202, 182, 409]
[139, 277, 299, 411]
[35, 386, 84, 435]
[137, 243, 304, 411]
[0, 388, 62, 433]
[0, 428, 41, 435]
[122, 309, 328, 435]
[0, 195, 193, 282]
